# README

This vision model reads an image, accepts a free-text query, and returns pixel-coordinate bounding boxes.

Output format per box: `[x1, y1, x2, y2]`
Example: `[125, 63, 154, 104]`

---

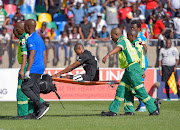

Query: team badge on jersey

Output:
[21, 39, 25, 46]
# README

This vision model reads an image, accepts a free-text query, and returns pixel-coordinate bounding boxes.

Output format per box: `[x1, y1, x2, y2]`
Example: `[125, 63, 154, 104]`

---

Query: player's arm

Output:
[19, 54, 27, 79]
[102, 46, 122, 63]
[52, 61, 82, 77]
[159, 49, 163, 76]
[26, 50, 35, 72]
[142, 44, 147, 54]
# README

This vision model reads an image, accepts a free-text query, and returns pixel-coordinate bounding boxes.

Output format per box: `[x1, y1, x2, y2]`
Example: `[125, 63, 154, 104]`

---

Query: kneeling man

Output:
[52, 43, 99, 81]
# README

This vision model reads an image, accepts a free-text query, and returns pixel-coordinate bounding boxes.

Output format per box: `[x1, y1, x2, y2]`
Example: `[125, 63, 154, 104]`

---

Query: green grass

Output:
[0, 101, 180, 130]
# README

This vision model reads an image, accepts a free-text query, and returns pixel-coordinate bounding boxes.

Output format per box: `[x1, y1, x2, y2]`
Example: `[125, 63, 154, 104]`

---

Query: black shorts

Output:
[162, 65, 178, 82]
[70, 71, 99, 81]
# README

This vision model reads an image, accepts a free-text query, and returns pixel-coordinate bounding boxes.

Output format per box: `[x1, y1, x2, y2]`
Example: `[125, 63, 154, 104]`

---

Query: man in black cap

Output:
[79, 14, 93, 46]
[12, 6, 25, 27]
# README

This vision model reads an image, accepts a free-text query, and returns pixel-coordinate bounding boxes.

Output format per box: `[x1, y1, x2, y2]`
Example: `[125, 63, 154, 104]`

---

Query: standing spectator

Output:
[145, 0, 161, 18]
[95, 13, 107, 33]
[168, 0, 180, 17]
[153, 13, 166, 40]
[163, 11, 175, 39]
[64, 17, 78, 36]
[12, 6, 25, 27]
[139, 14, 149, 39]
[139, 0, 146, 16]
[88, 0, 103, 26]
[69, 27, 80, 64]
[0, 27, 10, 65]
[45, 0, 61, 16]
[37, 23, 50, 63]
[173, 12, 180, 39]
[3, 17, 14, 38]
[95, 26, 113, 67]
[0, 1, 7, 32]
[121, 12, 133, 37]
[131, 4, 142, 20]
[159, 39, 180, 101]
[79, 14, 93, 46]
[48, 28, 58, 66]
[67, 2, 86, 25]
[60, 31, 69, 66]
[118, 0, 131, 24]
[103, 0, 121, 34]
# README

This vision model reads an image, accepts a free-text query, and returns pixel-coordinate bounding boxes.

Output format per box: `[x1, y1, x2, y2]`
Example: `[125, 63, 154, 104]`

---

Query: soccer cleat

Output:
[36, 105, 49, 119]
[154, 98, 161, 114]
[24, 113, 36, 119]
[120, 112, 134, 116]
[135, 107, 147, 112]
[101, 111, 117, 116]
[149, 109, 159, 116]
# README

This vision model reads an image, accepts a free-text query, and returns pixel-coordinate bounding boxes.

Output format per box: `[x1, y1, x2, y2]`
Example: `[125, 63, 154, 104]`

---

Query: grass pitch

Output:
[0, 101, 180, 130]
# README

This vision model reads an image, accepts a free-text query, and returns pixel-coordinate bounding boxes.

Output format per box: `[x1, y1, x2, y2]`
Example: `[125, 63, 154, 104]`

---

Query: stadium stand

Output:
[46, 21, 57, 30]
[34, 5, 46, 16]
[38, 13, 52, 23]
[20, 4, 32, 14]
[25, 14, 37, 21]
[4, 4, 16, 15]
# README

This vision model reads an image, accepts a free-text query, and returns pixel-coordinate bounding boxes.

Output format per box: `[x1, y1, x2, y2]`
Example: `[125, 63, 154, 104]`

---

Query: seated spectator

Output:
[95, 26, 113, 67]
[69, 27, 80, 64]
[48, 28, 58, 66]
[3, 17, 14, 38]
[118, 0, 131, 24]
[173, 12, 180, 39]
[0, 27, 10, 66]
[64, 17, 78, 36]
[37, 23, 50, 62]
[88, 0, 103, 24]
[103, 0, 121, 34]
[0, 1, 7, 33]
[131, 4, 142, 20]
[95, 13, 107, 33]
[79, 14, 93, 46]
[12, 6, 25, 27]
[163, 11, 175, 39]
[67, 2, 86, 25]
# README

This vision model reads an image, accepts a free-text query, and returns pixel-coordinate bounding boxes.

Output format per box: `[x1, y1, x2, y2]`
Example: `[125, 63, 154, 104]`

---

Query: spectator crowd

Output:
[0, 0, 180, 67]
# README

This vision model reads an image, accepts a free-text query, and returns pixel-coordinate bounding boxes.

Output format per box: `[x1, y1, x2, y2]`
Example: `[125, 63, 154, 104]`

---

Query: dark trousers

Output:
[21, 73, 43, 110]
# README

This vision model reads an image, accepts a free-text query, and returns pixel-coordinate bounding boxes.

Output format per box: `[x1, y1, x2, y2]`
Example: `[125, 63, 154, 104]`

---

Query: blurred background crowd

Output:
[0, 0, 180, 68]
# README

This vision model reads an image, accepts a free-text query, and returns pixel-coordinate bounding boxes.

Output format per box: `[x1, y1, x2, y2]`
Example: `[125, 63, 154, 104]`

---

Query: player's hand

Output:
[24, 71, 30, 79]
[159, 70, 162, 76]
[18, 69, 24, 80]
[102, 55, 109, 64]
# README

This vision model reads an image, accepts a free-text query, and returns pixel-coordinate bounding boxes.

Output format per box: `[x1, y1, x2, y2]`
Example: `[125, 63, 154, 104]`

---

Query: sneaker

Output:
[120, 112, 134, 116]
[101, 111, 117, 116]
[149, 109, 159, 116]
[154, 98, 161, 114]
[24, 113, 36, 119]
[43, 101, 50, 107]
[36, 105, 49, 119]
[136, 107, 146, 112]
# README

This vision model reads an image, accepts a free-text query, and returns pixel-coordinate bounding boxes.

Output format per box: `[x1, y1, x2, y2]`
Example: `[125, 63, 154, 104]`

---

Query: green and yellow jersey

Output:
[116, 36, 139, 69]
[17, 33, 29, 64]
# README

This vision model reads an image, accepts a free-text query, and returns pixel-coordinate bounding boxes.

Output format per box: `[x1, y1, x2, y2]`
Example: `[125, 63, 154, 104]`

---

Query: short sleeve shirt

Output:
[79, 22, 93, 39]
[0, 33, 10, 44]
[153, 19, 165, 37]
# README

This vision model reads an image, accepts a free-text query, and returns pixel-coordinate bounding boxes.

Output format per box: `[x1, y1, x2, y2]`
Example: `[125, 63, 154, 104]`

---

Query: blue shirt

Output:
[72, 7, 85, 25]
[88, 5, 103, 22]
[27, 32, 46, 74]
[137, 32, 148, 69]
[99, 31, 109, 38]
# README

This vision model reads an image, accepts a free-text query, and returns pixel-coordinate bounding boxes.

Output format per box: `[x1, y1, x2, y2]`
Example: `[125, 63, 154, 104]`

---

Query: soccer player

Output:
[130, 20, 148, 112]
[101, 28, 159, 116]
[14, 21, 48, 119]
[21, 19, 49, 119]
[52, 43, 99, 81]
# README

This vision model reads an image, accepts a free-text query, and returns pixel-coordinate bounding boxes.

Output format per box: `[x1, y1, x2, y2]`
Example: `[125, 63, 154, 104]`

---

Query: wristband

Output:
[159, 66, 162, 70]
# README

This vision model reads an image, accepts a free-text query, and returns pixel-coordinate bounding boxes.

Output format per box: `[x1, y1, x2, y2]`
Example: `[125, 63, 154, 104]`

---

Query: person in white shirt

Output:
[173, 12, 180, 39]
[159, 39, 180, 100]
[94, 13, 107, 33]
[0, 27, 10, 65]
[168, 0, 180, 17]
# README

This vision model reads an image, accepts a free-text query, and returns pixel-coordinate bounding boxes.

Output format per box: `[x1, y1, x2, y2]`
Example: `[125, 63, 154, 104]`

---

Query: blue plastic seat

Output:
[58, 21, 67, 32]
[8, 14, 13, 25]
[20, 4, 32, 14]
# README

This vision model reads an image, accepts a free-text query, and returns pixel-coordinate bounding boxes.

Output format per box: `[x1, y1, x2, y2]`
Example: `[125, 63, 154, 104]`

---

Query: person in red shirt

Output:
[153, 14, 166, 39]
[139, 15, 149, 39]
[118, 0, 131, 24]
